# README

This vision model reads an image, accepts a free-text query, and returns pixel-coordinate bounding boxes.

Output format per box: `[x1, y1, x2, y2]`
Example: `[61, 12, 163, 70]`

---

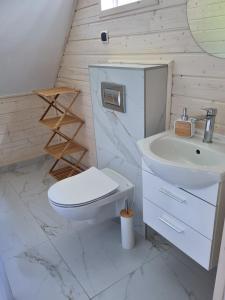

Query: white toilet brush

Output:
[120, 199, 135, 250]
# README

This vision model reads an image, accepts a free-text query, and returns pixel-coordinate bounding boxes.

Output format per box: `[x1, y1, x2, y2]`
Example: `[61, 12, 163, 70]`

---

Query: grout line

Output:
[172, 93, 225, 103]
[64, 50, 203, 56]
[89, 249, 162, 299]
[45, 235, 91, 299]
[68, 26, 190, 42]
[173, 74, 225, 80]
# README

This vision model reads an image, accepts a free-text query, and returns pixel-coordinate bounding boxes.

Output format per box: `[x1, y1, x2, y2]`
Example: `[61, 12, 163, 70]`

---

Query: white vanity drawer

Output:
[143, 171, 216, 240]
[142, 160, 219, 206]
[143, 199, 212, 270]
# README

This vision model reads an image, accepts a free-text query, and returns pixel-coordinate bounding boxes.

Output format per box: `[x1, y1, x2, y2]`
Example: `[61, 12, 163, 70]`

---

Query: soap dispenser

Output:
[174, 108, 195, 138]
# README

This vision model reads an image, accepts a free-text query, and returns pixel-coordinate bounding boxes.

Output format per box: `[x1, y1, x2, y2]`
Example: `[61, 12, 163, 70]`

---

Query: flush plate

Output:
[101, 82, 126, 113]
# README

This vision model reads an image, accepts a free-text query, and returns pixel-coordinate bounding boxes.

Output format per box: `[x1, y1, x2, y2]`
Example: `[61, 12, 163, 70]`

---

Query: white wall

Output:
[0, 94, 50, 167]
[0, 0, 77, 167]
[56, 0, 225, 168]
[0, 0, 76, 96]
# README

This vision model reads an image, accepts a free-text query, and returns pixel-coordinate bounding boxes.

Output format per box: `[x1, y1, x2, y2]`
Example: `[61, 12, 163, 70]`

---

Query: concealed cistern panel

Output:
[101, 82, 126, 113]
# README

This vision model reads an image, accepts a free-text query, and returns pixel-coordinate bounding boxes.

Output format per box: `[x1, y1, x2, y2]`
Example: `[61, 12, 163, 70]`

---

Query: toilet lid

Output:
[48, 167, 119, 207]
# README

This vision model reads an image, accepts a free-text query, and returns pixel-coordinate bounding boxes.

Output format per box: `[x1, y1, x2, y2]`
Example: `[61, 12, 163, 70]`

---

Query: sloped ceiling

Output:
[0, 0, 77, 96]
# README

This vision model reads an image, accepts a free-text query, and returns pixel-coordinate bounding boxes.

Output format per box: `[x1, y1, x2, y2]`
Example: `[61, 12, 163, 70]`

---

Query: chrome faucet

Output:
[192, 108, 217, 143]
[203, 108, 217, 143]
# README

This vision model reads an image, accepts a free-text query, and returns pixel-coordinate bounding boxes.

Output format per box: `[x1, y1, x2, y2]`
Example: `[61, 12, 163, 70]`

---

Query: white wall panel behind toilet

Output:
[0, 0, 76, 96]
[89, 64, 167, 230]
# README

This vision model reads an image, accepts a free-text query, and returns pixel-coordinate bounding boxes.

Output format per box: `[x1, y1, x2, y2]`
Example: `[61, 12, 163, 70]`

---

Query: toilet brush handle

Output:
[125, 199, 129, 214]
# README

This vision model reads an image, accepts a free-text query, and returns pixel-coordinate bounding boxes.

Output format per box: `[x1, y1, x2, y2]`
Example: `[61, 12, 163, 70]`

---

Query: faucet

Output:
[191, 108, 217, 143]
[203, 108, 217, 143]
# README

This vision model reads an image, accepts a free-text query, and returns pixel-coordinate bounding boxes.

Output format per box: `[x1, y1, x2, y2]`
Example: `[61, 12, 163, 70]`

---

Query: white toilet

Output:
[48, 167, 134, 223]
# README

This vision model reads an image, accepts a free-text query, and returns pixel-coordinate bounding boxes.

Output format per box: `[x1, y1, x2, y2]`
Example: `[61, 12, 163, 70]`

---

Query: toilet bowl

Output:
[48, 167, 134, 223]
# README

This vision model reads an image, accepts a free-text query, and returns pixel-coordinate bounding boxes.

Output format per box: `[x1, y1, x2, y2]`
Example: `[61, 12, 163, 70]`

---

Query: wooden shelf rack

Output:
[34, 87, 87, 181]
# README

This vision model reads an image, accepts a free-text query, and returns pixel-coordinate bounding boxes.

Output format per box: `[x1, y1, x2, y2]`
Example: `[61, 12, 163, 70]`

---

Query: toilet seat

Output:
[48, 167, 119, 208]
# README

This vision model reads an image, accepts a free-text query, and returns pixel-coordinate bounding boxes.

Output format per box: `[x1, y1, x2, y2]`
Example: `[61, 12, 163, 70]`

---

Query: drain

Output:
[196, 149, 201, 155]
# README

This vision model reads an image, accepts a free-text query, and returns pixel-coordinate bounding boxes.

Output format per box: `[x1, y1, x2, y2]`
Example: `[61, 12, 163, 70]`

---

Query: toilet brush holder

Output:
[120, 208, 135, 250]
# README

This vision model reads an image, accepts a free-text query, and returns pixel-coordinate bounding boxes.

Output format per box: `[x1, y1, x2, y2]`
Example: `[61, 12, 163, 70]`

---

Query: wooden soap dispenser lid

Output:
[175, 107, 195, 138]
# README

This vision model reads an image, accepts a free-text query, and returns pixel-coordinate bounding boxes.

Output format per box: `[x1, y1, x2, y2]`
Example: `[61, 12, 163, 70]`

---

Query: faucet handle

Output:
[201, 107, 217, 116]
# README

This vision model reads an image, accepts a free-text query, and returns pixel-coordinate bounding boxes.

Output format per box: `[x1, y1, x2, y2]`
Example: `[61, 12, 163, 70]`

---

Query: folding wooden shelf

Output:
[49, 166, 82, 181]
[45, 141, 86, 160]
[39, 115, 81, 130]
[34, 86, 87, 181]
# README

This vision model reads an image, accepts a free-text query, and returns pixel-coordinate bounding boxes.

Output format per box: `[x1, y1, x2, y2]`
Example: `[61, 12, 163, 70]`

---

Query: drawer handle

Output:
[159, 187, 186, 204]
[159, 216, 184, 233]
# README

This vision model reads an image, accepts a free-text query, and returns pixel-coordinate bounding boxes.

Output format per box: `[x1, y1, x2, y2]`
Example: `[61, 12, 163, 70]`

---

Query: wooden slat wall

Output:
[56, 0, 225, 167]
[0, 94, 51, 167]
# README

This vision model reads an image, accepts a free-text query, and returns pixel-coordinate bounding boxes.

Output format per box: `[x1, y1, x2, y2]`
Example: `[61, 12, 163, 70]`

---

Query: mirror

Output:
[187, 0, 225, 59]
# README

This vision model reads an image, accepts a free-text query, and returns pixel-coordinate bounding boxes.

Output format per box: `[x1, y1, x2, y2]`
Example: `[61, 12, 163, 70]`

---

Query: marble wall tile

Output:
[96, 145, 145, 234]
[90, 67, 145, 140]
[4, 240, 89, 300]
[89, 66, 167, 230]
[93, 110, 142, 168]
[52, 220, 160, 298]
[89, 67, 147, 228]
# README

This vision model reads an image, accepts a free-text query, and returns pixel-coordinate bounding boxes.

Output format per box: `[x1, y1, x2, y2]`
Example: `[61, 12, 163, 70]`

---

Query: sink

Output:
[137, 131, 225, 189]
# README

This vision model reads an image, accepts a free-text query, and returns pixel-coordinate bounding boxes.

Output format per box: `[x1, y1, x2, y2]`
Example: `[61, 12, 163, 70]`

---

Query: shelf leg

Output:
[45, 132, 58, 148]
[49, 159, 60, 174]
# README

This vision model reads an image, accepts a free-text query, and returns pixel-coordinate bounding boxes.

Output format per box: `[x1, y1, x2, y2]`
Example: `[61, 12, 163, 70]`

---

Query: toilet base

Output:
[49, 168, 134, 224]
[50, 196, 127, 223]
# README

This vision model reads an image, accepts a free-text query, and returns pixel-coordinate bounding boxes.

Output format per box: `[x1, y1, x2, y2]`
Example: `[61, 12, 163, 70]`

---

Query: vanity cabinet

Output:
[142, 160, 225, 270]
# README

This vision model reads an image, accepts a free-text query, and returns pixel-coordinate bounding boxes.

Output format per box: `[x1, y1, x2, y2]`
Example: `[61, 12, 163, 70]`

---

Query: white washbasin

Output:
[137, 131, 225, 189]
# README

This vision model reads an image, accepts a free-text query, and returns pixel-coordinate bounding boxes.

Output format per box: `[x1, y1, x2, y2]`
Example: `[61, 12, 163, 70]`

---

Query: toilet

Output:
[48, 167, 134, 223]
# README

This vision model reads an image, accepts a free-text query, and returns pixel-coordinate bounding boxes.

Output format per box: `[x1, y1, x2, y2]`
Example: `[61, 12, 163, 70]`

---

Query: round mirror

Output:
[187, 0, 225, 59]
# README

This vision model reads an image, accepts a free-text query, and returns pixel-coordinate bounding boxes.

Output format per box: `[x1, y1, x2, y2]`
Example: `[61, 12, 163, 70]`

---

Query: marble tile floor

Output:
[0, 156, 216, 300]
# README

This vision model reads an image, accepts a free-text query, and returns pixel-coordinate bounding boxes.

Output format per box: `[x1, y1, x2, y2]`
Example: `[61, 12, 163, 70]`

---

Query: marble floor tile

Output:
[0, 176, 47, 260]
[52, 221, 160, 298]
[162, 246, 217, 287]
[146, 227, 172, 253]
[160, 249, 216, 299]
[0, 174, 22, 214]
[24, 188, 90, 240]
[0, 157, 217, 300]
[6, 156, 55, 200]
[4, 240, 89, 300]
[93, 252, 215, 300]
